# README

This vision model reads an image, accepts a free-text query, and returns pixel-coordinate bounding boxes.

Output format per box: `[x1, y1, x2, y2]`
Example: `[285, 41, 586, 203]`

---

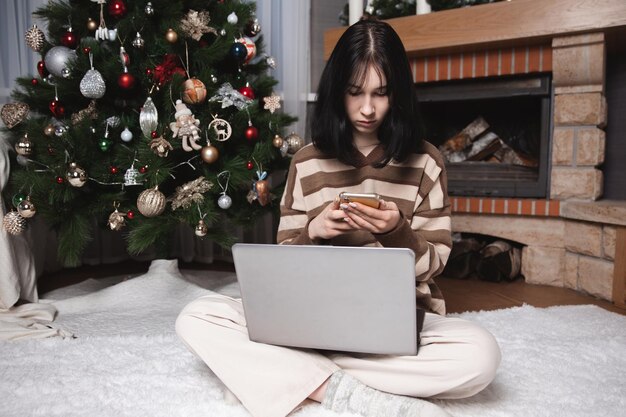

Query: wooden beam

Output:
[613, 227, 626, 307]
[324, 0, 626, 59]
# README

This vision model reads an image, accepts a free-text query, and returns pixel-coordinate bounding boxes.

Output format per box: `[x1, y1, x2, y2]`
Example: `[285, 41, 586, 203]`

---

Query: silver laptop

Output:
[232, 243, 423, 355]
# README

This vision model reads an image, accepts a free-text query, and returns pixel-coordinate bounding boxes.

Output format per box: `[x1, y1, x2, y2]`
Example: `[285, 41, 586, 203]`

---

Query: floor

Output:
[37, 259, 626, 315]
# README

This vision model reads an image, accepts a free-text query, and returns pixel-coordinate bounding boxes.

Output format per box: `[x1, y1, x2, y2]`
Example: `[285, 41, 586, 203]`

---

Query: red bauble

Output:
[60, 30, 79, 49]
[110, 166, 118, 174]
[118, 72, 136, 90]
[56, 176, 64, 184]
[47, 146, 56, 155]
[151, 131, 158, 138]
[49, 99, 65, 117]
[238, 85, 255, 100]
[145, 68, 154, 78]
[139, 166, 148, 174]
[126, 210, 135, 219]
[82, 47, 91, 55]
[37, 61, 48, 77]
[246, 161, 254, 170]
[245, 125, 259, 141]
[31, 78, 38, 86]
[108, 0, 127, 18]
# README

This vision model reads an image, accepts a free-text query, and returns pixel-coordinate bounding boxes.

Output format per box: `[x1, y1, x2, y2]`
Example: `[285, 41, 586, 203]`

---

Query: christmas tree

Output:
[1, 0, 300, 266]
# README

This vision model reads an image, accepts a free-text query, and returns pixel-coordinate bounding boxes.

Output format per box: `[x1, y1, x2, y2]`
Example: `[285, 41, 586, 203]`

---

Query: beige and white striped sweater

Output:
[277, 141, 452, 315]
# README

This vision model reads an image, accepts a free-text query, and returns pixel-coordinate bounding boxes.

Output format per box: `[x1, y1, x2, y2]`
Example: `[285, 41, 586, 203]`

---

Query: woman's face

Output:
[344, 65, 390, 140]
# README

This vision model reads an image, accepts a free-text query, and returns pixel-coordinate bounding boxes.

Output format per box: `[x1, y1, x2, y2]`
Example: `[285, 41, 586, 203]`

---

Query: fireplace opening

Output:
[416, 75, 551, 198]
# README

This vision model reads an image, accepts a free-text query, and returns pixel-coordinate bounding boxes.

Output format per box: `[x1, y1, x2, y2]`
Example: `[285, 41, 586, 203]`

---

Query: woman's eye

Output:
[347, 90, 361, 96]
[374, 90, 388, 96]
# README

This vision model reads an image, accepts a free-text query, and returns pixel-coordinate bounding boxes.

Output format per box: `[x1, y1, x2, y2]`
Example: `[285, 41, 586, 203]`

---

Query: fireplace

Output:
[416, 74, 552, 198]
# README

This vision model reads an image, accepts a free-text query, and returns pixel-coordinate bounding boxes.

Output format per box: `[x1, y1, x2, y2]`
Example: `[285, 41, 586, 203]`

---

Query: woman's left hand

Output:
[339, 199, 401, 234]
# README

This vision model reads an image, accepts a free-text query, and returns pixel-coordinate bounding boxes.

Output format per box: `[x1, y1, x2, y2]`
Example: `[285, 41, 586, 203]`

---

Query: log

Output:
[439, 116, 490, 154]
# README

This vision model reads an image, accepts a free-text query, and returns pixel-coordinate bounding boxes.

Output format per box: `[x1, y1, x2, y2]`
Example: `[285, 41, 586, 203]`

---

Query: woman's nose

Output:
[360, 97, 375, 116]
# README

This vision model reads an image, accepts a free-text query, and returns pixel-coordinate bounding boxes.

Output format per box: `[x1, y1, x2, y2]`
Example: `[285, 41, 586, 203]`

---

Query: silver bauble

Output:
[145, 2, 154, 15]
[55, 125, 67, 137]
[15, 135, 33, 156]
[44, 46, 77, 78]
[2, 211, 26, 235]
[194, 219, 208, 237]
[227, 12, 238, 24]
[132, 32, 145, 49]
[66, 162, 88, 187]
[123, 167, 141, 186]
[139, 97, 158, 138]
[120, 127, 133, 142]
[17, 199, 36, 218]
[285, 132, 305, 154]
[80, 69, 106, 99]
[218, 194, 232, 209]
[137, 186, 166, 217]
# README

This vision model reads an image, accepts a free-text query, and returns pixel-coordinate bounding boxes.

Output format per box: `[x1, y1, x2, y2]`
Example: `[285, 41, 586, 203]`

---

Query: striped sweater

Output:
[277, 141, 452, 315]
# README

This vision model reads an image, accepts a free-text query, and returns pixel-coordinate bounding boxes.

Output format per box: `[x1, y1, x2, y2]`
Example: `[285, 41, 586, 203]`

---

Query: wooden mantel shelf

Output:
[324, 0, 626, 59]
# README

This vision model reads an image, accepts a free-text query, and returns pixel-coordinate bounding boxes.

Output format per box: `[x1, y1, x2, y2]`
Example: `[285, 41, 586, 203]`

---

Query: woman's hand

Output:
[308, 199, 358, 240]
[340, 199, 401, 234]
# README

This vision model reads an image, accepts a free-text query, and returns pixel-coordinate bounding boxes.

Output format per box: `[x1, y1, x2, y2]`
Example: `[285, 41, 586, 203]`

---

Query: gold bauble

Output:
[272, 134, 284, 148]
[194, 219, 208, 237]
[15, 134, 33, 156]
[66, 162, 88, 187]
[165, 28, 178, 43]
[17, 198, 36, 218]
[285, 132, 305, 154]
[87, 18, 98, 31]
[182, 78, 207, 104]
[137, 186, 166, 217]
[44, 124, 56, 136]
[200, 145, 219, 164]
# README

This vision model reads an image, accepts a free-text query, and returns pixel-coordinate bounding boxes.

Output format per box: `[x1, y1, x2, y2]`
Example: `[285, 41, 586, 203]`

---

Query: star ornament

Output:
[263, 94, 281, 114]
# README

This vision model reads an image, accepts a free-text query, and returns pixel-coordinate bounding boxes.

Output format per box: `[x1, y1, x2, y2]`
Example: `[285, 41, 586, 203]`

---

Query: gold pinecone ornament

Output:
[3, 211, 26, 235]
[137, 186, 166, 217]
[25, 24, 45, 52]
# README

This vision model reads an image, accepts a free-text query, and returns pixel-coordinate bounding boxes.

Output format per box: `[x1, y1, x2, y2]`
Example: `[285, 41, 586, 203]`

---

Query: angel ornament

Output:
[169, 99, 202, 152]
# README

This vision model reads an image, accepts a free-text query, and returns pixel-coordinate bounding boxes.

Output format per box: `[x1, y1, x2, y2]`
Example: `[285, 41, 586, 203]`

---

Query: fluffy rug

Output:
[1, 259, 625, 417]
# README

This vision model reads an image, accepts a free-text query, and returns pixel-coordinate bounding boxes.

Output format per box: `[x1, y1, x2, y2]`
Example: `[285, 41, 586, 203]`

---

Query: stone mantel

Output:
[324, 0, 626, 58]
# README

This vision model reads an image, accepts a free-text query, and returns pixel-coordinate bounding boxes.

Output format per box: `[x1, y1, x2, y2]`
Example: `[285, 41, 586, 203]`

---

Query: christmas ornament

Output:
[25, 24, 45, 52]
[110, 166, 118, 174]
[171, 177, 213, 211]
[182, 78, 207, 104]
[216, 171, 232, 210]
[180, 9, 218, 41]
[210, 74, 218, 83]
[229, 42, 247, 63]
[209, 83, 251, 110]
[244, 18, 261, 37]
[236, 37, 257, 64]
[245, 124, 258, 141]
[285, 132, 305, 154]
[238, 85, 255, 100]
[246, 161, 254, 170]
[44, 46, 77, 78]
[66, 162, 88, 187]
[37, 61, 48, 78]
[126, 210, 135, 219]
[80, 55, 106, 99]
[194, 219, 208, 237]
[55, 125, 68, 136]
[266, 56, 277, 69]
[139, 165, 148, 174]
[99, 137, 112, 151]
[121, 127, 133, 142]
[165, 28, 178, 43]
[137, 186, 166, 217]
[131, 32, 145, 49]
[94, 0, 110, 41]
[108, 0, 127, 18]
[208, 116, 232, 142]
[118, 71, 136, 90]
[44, 124, 55, 136]
[1, 102, 29, 129]
[263, 94, 281, 113]
[49, 97, 65, 118]
[272, 134, 284, 148]
[254, 170, 271, 206]
[200, 131, 219, 163]
[139, 97, 158, 138]
[15, 134, 33, 156]
[106, 116, 121, 128]
[55, 176, 65, 184]
[227, 12, 239, 25]
[31, 78, 38, 86]
[17, 197, 36, 218]
[87, 18, 98, 31]
[145, 2, 154, 16]
[107, 28, 118, 41]
[107, 203, 126, 231]
[123, 165, 141, 186]
[60, 27, 79, 49]
[16, 156, 29, 166]
[12, 193, 26, 208]
[153, 54, 186, 87]
[2, 211, 26, 235]
[71, 100, 98, 125]
[149, 135, 173, 157]
[170, 100, 202, 152]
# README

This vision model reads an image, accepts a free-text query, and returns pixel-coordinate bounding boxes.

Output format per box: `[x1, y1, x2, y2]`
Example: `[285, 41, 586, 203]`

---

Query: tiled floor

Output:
[37, 259, 626, 316]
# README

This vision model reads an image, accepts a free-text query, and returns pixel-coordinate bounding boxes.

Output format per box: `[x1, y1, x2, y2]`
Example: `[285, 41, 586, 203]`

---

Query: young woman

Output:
[177, 18, 501, 417]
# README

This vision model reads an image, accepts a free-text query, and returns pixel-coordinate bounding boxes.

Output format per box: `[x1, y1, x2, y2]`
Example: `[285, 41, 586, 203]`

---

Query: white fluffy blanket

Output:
[1, 259, 625, 417]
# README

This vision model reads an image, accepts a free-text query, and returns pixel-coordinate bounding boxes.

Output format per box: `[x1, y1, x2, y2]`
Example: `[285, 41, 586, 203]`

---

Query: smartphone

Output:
[339, 192, 381, 209]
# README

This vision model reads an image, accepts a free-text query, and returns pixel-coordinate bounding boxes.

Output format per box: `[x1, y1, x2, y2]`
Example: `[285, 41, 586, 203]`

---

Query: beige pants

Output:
[176, 294, 501, 417]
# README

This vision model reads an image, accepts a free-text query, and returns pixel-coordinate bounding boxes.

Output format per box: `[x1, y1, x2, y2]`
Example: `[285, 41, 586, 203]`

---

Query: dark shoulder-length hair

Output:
[311, 18, 425, 167]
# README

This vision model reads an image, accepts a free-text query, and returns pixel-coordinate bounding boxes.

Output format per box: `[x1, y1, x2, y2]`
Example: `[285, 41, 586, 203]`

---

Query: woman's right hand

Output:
[308, 199, 357, 240]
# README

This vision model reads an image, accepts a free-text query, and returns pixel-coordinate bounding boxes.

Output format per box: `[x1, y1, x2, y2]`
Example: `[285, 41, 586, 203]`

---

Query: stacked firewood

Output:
[438, 116, 537, 167]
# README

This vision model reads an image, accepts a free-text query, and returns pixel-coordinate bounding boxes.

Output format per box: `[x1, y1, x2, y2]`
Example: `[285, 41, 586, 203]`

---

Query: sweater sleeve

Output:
[375, 153, 452, 284]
